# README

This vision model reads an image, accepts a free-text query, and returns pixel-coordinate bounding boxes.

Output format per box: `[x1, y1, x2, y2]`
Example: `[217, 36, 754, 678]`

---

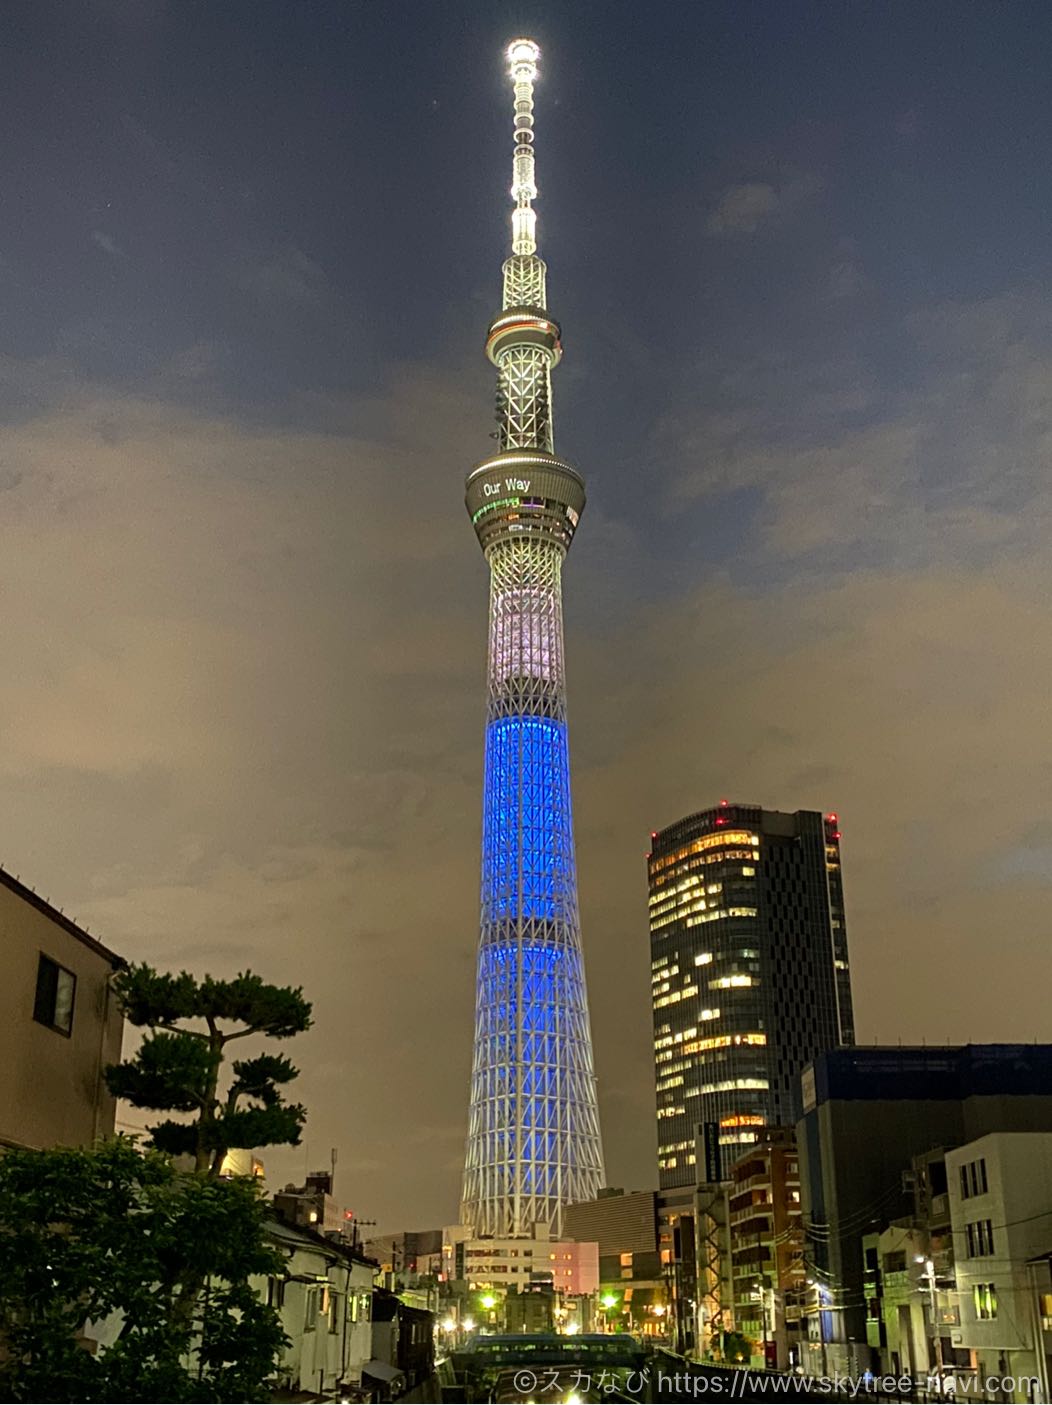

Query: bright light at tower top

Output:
[505, 37, 542, 257]
[506, 37, 540, 76]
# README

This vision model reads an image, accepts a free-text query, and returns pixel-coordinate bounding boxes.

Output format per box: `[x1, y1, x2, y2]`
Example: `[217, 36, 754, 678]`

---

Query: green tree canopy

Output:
[721, 1329, 753, 1364]
[105, 965, 312, 1174]
[0, 1139, 286, 1403]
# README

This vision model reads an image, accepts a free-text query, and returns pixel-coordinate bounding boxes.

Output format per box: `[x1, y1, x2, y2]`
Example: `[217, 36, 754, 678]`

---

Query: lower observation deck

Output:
[466, 449, 585, 553]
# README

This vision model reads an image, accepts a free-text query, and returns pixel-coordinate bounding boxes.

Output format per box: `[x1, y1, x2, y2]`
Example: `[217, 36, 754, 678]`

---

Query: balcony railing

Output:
[731, 1203, 773, 1226]
[732, 1172, 772, 1194]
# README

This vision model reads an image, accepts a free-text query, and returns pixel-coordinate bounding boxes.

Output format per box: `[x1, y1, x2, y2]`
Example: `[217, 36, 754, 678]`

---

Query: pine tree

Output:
[105, 964, 312, 1174]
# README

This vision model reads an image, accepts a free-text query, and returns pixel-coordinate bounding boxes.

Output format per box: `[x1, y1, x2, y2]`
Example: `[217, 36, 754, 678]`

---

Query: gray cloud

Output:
[706, 171, 823, 236]
[233, 245, 330, 308]
[92, 230, 123, 258]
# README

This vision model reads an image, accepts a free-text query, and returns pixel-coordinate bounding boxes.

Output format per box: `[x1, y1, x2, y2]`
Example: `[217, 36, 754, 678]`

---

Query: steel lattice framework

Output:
[460, 39, 604, 1239]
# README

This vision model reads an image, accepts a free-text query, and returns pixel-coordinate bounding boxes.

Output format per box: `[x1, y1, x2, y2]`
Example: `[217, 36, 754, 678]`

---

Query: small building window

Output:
[33, 954, 76, 1036]
[973, 1283, 997, 1320]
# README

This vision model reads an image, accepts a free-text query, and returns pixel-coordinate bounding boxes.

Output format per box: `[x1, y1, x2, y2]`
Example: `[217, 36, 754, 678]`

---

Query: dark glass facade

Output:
[648, 804, 854, 1189]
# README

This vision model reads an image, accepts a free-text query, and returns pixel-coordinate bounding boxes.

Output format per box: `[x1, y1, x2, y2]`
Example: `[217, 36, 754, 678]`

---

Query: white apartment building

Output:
[947, 1132, 1052, 1401]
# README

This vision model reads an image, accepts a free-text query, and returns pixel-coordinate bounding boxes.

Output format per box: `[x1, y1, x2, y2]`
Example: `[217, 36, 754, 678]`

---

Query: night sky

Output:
[4, 0, 1052, 1230]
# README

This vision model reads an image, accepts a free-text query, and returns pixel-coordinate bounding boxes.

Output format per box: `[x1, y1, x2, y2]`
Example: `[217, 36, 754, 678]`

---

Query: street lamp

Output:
[601, 1292, 619, 1334]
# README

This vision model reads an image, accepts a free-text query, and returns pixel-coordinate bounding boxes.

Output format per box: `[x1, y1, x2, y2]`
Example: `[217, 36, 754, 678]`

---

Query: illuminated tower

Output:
[460, 39, 604, 1239]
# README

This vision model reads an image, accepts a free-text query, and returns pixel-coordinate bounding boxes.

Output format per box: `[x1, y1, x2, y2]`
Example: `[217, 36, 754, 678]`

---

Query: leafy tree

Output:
[105, 965, 312, 1175]
[0, 1139, 286, 1403]
[0, 966, 313, 1400]
[721, 1330, 753, 1364]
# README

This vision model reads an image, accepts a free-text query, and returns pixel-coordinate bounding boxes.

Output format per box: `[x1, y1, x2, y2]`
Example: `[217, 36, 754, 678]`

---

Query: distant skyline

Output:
[2, 0, 1052, 1230]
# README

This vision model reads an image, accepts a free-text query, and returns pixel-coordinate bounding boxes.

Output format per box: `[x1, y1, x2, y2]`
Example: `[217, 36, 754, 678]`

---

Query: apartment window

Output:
[267, 1276, 286, 1309]
[304, 1285, 320, 1331]
[966, 1220, 995, 1258]
[329, 1292, 340, 1333]
[973, 1283, 997, 1320]
[33, 954, 76, 1036]
[961, 1158, 988, 1199]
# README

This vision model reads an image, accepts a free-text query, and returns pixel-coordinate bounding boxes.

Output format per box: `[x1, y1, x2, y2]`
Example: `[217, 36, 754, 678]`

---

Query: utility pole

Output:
[923, 1257, 944, 1388]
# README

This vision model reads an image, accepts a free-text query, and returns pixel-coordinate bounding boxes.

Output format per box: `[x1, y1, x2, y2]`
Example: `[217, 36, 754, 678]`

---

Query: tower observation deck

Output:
[460, 39, 604, 1239]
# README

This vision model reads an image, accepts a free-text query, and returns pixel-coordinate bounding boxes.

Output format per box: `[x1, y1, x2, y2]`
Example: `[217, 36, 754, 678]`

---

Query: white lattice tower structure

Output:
[460, 39, 605, 1239]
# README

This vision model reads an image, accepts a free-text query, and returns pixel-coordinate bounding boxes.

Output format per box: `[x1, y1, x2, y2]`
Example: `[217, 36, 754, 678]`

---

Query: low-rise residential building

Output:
[860, 1147, 968, 1385]
[369, 1288, 434, 1401]
[946, 1132, 1052, 1400]
[0, 868, 124, 1151]
[273, 1170, 356, 1237]
[262, 1213, 376, 1401]
[863, 1221, 936, 1380]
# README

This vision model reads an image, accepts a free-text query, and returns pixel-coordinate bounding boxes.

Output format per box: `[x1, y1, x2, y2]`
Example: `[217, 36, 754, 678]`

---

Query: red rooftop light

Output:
[720, 798, 729, 807]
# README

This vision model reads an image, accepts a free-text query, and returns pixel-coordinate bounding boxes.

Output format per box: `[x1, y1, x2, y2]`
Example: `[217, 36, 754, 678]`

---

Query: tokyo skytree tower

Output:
[460, 38, 604, 1239]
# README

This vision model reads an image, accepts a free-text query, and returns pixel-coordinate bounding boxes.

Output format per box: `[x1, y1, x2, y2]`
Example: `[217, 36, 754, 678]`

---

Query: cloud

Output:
[232, 245, 329, 307]
[895, 108, 920, 138]
[706, 182, 779, 235]
[827, 258, 868, 300]
[92, 230, 123, 258]
[706, 171, 823, 236]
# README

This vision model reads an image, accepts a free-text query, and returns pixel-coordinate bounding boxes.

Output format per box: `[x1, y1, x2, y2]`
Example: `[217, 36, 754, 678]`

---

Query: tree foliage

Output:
[721, 1330, 753, 1363]
[105, 964, 312, 1174]
[0, 1139, 287, 1403]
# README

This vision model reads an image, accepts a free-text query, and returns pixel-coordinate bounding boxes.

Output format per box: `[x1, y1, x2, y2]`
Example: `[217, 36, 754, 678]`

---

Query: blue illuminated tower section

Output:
[461, 39, 604, 1239]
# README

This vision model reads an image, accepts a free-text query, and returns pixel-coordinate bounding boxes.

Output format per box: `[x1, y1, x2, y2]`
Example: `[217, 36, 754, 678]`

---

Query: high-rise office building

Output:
[648, 803, 853, 1189]
[459, 39, 604, 1239]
